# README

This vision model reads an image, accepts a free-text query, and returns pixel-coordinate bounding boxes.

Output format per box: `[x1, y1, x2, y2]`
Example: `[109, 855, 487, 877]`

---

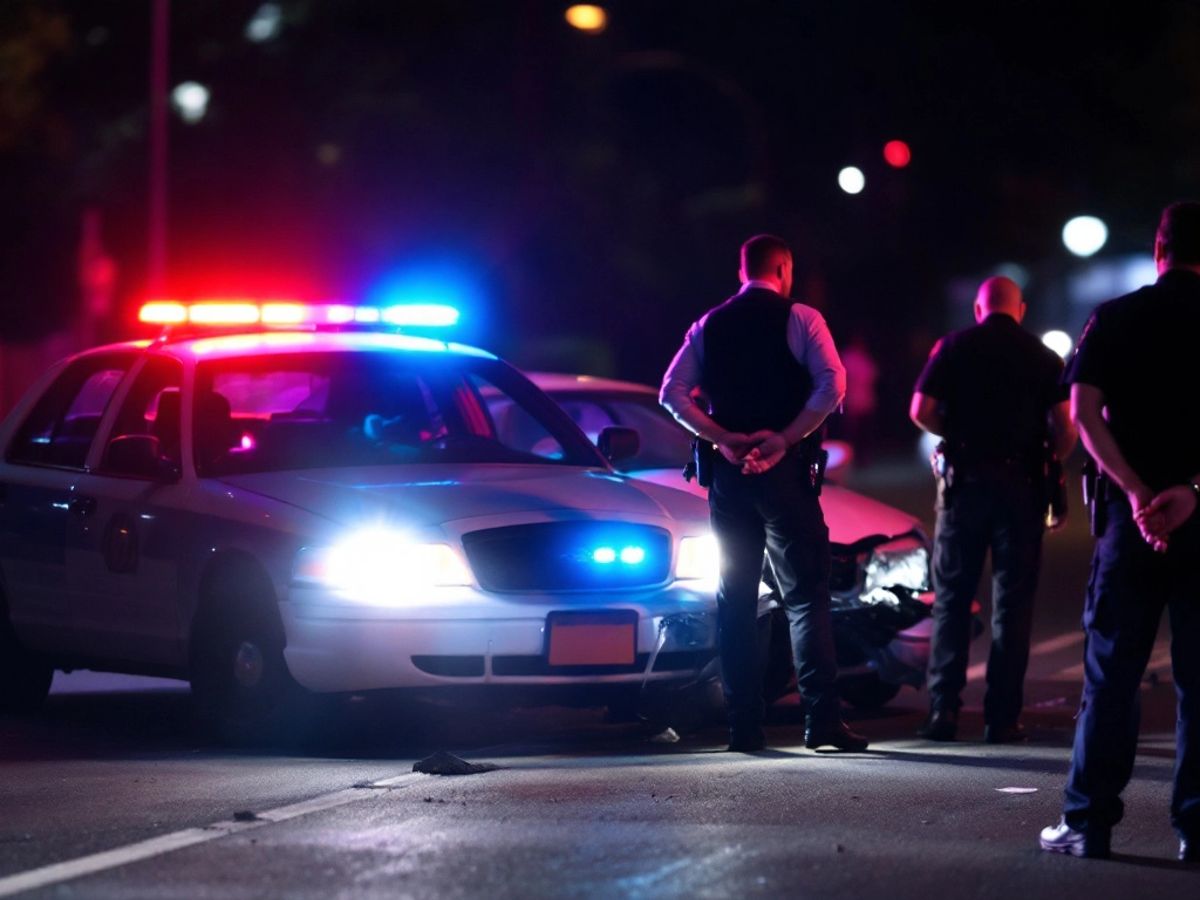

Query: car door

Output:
[0, 352, 138, 654]
[68, 355, 192, 667]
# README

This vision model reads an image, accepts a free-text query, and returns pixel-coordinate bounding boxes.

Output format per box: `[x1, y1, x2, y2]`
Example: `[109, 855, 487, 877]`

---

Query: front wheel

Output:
[0, 605, 53, 714]
[189, 582, 307, 743]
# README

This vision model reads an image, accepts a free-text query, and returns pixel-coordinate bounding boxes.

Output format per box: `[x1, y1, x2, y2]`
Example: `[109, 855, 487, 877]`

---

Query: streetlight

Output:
[838, 166, 865, 195]
[565, 5, 607, 33]
[171, 81, 210, 124]
[1062, 216, 1108, 257]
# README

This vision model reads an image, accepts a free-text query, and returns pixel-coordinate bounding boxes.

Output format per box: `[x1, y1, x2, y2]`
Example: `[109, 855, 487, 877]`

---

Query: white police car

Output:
[0, 302, 719, 735]
[523, 373, 942, 708]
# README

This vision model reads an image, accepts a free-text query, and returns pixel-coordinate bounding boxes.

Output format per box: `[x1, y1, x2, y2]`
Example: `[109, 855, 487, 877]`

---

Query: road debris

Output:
[994, 787, 1038, 794]
[649, 727, 680, 744]
[412, 751, 499, 776]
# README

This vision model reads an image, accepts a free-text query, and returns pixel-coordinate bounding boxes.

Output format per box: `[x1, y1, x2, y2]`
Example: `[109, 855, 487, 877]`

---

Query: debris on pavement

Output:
[412, 751, 499, 776]
[994, 787, 1038, 794]
[649, 727, 680, 744]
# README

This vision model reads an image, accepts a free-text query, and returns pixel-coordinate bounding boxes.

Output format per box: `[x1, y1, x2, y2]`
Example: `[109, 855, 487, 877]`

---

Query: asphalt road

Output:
[0, 460, 1192, 898]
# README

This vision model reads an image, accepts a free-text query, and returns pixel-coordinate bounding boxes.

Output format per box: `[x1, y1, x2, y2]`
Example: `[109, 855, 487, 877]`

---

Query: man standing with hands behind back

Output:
[1040, 201, 1200, 862]
[910, 276, 1076, 744]
[660, 234, 867, 753]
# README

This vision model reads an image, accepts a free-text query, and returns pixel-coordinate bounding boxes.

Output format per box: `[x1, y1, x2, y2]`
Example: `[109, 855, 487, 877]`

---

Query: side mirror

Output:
[597, 426, 639, 464]
[104, 435, 180, 482]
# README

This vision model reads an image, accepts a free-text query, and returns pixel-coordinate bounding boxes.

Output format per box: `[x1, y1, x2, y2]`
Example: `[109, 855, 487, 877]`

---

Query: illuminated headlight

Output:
[863, 542, 930, 593]
[676, 534, 720, 583]
[293, 528, 472, 603]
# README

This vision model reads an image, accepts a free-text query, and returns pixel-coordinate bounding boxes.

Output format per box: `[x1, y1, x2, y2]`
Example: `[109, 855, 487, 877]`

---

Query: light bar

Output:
[139, 300, 461, 329]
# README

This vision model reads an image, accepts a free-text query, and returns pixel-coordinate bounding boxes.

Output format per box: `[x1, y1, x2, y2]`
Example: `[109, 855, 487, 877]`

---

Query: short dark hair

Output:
[1157, 201, 1200, 265]
[740, 234, 791, 278]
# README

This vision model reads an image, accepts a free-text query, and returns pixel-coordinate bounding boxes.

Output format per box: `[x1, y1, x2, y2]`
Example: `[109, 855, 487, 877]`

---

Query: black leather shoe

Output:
[984, 722, 1027, 744]
[1039, 817, 1110, 859]
[727, 730, 765, 752]
[1181, 837, 1199, 863]
[804, 720, 869, 751]
[917, 708, 958, 741]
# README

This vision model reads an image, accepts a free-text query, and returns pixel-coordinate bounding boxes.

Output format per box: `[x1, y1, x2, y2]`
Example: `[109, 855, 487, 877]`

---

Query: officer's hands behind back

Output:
[740, 430, 789, 475]
[715, 430, 787, 474]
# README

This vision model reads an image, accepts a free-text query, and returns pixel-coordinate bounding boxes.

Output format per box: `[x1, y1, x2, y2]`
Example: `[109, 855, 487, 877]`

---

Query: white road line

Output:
[0, 773, 417, 898]
[965, 631, 1085, 682]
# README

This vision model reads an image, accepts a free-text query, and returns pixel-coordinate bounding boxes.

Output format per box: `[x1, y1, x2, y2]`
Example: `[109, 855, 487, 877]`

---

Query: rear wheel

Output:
[839, 674, 902, 709]
[0, 596, 53, 714]
[189, 569, 308, 743]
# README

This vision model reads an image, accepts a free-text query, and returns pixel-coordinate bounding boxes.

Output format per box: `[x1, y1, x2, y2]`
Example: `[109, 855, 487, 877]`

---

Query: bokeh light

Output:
[1042, 330, 1073, 359]
[565, 5, 607, 33]
[171, 82, 210, 124]
[883, 140, 911, 168]
[1062, 216, 1108, 257]
[838, 166, 865, 195]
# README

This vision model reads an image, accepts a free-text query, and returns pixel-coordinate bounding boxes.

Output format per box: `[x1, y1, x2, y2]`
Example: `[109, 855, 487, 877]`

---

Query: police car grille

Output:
[461, 522, 673, 592]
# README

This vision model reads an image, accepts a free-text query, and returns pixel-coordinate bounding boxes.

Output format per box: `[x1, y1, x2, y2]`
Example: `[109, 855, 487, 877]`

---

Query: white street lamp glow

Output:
[245, 3, 282, 43]
[838, 166, 865, 195]
[1042, 330, 1073, 359]
[1062, 216, 1108, 257]
[171, 81, 210, 124]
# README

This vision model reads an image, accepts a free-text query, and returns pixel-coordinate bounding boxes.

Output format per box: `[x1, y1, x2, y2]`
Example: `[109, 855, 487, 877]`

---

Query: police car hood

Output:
[627, 467, 921, 545]
[217, 465, 709, 530]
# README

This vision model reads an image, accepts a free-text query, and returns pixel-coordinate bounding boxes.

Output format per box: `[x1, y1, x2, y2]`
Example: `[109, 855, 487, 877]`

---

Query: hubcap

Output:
[233, 641, 265, 688]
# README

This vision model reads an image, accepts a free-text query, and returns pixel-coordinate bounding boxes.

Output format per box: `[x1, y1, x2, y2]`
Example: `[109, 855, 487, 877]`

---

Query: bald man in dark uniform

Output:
[911, 276, 1076, 743]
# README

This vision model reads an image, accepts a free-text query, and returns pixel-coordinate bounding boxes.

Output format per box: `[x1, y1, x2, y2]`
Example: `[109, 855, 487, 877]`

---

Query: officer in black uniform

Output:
[1041, 201, 1200, 862]
[660, 234, 867, 753]
[910, 276, 1075, 743]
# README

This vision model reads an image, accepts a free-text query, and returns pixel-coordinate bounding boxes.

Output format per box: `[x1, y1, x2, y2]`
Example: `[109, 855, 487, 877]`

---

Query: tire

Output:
[0, 597, 53, 715]
[839, 674, 902, 710]
[189, 568, 308, 744]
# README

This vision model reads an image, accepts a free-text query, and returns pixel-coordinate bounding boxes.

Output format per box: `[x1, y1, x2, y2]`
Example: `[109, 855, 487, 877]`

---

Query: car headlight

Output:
[293, 527, 472, 603]
[863, 540, 930, 593]
[676, 534, 720, 583]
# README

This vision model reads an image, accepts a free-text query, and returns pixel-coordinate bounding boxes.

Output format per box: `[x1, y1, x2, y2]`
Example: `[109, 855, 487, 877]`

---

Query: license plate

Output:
[546, 611, 637, 666]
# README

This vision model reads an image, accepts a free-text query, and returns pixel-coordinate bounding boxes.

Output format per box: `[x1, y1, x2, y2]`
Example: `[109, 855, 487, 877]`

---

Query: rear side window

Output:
[7, 353, 136, 469]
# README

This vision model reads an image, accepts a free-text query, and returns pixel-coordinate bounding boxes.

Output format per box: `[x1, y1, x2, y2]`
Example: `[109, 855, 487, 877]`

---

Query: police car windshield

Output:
[193, 352, 604, 475]
[543, 392, 693, 472]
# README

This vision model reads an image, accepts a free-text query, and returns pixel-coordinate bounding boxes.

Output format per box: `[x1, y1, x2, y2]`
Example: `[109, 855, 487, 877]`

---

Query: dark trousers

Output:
[709, 452, 839, 734]
[1063, 499, 1200, 839]
[929, 470, 1044, 726]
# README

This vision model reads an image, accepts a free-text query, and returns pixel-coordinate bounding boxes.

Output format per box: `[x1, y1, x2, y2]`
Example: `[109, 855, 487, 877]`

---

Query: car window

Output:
[549, 393, 694, 471]
[194, 352, 602, 475]
[101, 356, 185, 472]
[6, 353, 136, 469]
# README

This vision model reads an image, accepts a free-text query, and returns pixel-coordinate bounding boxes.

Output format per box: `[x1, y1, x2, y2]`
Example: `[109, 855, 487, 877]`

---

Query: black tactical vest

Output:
[699, 288, 816, 444]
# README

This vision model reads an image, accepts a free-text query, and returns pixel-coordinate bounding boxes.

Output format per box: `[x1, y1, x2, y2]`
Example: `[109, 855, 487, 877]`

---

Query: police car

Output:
[523, 373, 941, 708]
[0, 302, 720, 735]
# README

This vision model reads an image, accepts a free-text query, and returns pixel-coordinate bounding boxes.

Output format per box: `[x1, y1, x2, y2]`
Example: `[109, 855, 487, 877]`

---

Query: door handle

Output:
[69, 495, 97, 517]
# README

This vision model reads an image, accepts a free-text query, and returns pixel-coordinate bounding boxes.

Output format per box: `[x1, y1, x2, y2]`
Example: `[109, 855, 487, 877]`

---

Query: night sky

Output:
[3, 1, 1199, 435]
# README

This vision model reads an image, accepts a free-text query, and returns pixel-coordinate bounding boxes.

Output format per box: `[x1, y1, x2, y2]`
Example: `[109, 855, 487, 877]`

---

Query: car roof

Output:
[526, 372, 658, 396]
[77, 331, 497, 364]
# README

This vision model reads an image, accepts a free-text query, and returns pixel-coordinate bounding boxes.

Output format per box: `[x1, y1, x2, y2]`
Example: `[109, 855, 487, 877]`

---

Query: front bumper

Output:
[279, 583, 718, 693]
[832, 588, 934, 687]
